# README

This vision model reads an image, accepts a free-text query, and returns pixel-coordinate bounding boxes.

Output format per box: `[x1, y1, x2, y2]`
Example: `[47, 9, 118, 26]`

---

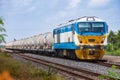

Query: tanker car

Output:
[5, 16, 108, 60]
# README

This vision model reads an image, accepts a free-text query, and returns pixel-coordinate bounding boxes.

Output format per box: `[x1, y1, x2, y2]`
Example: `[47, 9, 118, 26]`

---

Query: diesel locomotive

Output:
[5, 16, 108, 60]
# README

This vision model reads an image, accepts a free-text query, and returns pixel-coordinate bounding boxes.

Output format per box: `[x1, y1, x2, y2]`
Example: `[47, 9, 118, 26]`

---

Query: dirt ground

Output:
[103, 55, 120, 62]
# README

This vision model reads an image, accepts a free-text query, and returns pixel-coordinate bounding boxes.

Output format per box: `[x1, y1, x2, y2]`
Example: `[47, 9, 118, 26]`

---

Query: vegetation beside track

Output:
[98, 65, 120, 80]
[0, 52, 64, 80]
[106, 49, 120, 56]
[106, 30, 120, 56]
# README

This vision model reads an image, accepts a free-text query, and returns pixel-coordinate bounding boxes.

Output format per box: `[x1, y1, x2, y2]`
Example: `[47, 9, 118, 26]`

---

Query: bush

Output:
[106, 44, 112, 51]
[106, 43, 120, 56]
[0, 52, 65, 80]
[106, 49, 120, 56]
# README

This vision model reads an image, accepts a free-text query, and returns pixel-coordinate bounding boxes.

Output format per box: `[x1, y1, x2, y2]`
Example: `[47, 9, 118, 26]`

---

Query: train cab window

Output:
[79, 22, 104, 32]
[79, 22, 91, 32]
[92, 22, 104, 32]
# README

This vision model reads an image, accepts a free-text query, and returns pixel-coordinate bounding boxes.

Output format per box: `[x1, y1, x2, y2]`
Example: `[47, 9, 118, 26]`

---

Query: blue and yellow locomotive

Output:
[54, 16, 108, 60]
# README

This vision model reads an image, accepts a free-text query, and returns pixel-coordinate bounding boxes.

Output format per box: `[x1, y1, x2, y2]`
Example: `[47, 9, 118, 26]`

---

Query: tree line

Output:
[107, 30, 120, 51]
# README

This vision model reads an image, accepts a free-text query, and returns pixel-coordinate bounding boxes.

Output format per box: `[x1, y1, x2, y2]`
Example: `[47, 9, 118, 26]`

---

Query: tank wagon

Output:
[5, 16, 108, 60]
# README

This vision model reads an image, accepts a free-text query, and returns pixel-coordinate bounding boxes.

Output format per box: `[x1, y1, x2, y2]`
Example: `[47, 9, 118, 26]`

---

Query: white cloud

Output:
[88, 0, 111, 7]
[11, 0, 33, 6]
[1, 0, 36, 15]
[0, 0, 9, 9]
[57, 0, 81, 19]
[11, 0, 33, 8]
[58, 11, 67, 18]
[5, 6, 36, 15]
[49, 0, 59, 9]
[27, 6, 36, 12]
[67, 0, 81, 9]
[0, 0, 8, 4]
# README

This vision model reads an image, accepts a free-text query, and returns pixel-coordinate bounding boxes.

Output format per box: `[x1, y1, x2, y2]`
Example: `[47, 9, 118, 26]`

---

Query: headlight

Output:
[102, 37, 105, 41]
[81, 46, 83, 49]
[79, 38, 82, 40]
[79, 38, 82, 43]
[101, 37, 105, 43]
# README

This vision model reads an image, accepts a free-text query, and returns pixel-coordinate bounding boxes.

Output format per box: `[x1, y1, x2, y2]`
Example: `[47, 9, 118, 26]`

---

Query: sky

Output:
[0, 0, 120, 42]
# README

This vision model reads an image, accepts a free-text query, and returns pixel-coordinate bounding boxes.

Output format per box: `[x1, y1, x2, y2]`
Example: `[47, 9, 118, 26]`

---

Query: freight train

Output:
[5, 16, 108, 60]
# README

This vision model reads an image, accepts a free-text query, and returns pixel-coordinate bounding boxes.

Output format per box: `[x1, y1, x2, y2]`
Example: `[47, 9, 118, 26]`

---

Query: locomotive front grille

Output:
[88, 39, 95, 42]
[83, 45, 100, 49]
[89, 50, 95, 55]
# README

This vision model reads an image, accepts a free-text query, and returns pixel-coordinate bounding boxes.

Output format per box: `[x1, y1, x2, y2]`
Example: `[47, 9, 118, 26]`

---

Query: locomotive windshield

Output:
[79, 22, 104, 32]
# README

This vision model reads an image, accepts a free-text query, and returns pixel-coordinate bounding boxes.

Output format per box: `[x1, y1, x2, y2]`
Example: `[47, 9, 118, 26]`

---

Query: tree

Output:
[0, 17, 6, 43]
[108, 30, 116, 44]
[108, 30, 117, 50]
[107, 30, 120, 55]
[116, 30, 120, 48]
[107, 30, 120, 51]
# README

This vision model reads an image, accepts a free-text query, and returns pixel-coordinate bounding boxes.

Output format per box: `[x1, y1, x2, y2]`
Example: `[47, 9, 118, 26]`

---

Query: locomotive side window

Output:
[72, 24, 75, 34]
[57, 29, 61, 34]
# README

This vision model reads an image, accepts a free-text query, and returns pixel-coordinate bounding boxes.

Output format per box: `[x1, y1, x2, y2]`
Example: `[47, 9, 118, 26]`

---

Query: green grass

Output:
[0, 52, 65, 80]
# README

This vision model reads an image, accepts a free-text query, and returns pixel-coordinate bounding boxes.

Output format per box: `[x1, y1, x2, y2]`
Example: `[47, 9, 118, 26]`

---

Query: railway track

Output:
[4, 49, 120, 69]
[97, 61, 120, 69]
[89, 60, 120, 69]
[4, 50, 120, 80]
[8, 52, 102, 80]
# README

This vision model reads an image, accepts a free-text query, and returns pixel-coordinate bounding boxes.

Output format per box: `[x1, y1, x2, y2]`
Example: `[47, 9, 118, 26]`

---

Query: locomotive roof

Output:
[76, 16, 104, 22]
[57, 16, 105, 29]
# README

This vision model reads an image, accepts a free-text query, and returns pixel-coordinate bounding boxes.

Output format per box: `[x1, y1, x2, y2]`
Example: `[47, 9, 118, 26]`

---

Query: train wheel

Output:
[71, 50, 77, 60]
[57, 50, 63, 58]
[72, 53, 75, 60]
[60, 50, 64, 58]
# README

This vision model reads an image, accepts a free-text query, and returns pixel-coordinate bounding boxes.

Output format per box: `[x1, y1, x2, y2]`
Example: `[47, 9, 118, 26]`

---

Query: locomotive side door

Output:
[57, 30, 60, 44]
[72, 24, 75, 42]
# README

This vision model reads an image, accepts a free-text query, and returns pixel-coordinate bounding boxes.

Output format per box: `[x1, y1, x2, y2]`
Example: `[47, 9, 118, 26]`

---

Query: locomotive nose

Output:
[77, 35, 106, 45]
